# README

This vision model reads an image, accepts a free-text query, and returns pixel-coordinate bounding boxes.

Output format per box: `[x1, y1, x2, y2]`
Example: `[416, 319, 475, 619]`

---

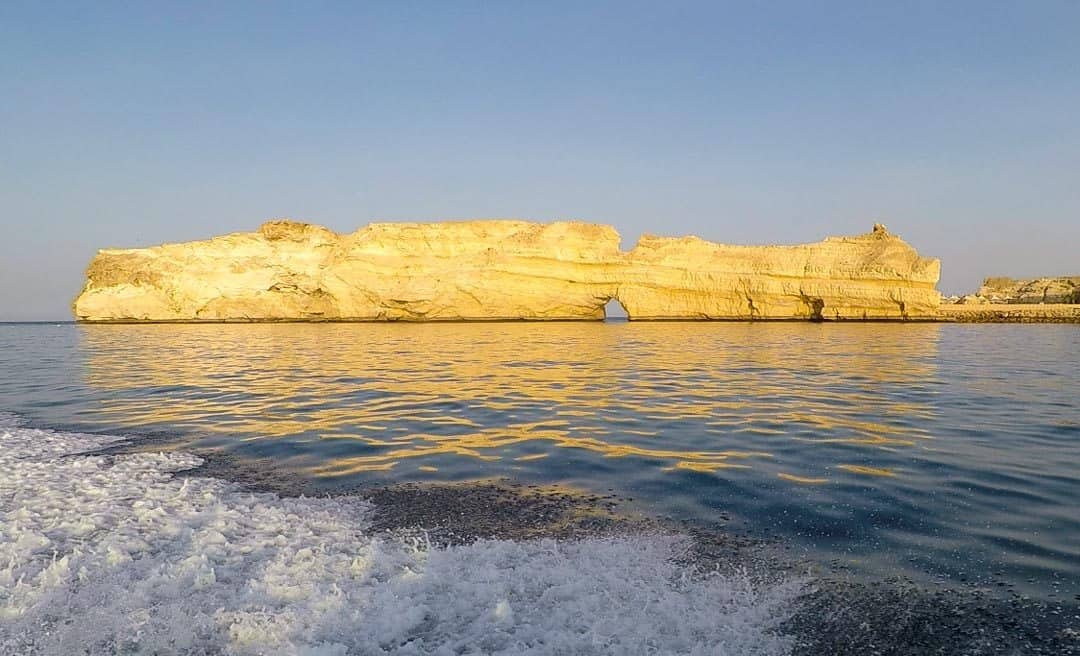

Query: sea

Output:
[1, 321, 1077, 655]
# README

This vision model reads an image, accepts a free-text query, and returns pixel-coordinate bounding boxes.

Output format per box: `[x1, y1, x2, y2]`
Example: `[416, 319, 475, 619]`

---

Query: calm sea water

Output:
[1, 322, 1077, 601]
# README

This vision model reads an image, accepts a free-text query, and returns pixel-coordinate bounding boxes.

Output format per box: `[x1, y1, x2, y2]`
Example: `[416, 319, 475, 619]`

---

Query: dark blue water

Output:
[1, 322, 1077, 601]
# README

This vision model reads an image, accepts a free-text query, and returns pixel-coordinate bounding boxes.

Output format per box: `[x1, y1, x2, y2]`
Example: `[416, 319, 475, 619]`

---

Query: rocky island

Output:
[73, 220, 943, 322]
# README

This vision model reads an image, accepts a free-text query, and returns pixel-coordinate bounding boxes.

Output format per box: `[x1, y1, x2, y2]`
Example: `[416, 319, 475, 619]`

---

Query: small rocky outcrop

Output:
[73, 220, 942, 322]
[970, 276, 1080, 304]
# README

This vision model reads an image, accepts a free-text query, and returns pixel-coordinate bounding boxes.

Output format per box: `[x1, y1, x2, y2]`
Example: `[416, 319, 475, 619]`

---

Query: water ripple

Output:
[0, 321, 1076, 601]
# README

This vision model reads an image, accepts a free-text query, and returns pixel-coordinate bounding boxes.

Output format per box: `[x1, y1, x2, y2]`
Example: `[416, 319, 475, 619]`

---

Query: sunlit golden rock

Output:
[73, 219, 941, 322]
[619, 223, 940, 319]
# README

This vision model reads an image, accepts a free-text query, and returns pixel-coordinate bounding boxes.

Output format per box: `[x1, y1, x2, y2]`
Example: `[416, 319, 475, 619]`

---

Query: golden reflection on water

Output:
[79, 322, 940, 485]
[836, 464, 898, 477]
[777, 473, 830, 484]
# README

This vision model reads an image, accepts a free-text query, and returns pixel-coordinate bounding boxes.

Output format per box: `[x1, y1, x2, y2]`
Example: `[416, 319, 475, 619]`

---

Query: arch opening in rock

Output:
[603, 298, 629, 321]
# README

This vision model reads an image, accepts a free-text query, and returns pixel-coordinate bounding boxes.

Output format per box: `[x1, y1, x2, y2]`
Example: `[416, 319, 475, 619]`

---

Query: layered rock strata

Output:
[74, 220, 941, 322]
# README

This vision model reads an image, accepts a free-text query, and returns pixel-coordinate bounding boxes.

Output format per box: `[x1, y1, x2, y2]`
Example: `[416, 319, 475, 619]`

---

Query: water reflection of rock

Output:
[79, 322, 941, 485]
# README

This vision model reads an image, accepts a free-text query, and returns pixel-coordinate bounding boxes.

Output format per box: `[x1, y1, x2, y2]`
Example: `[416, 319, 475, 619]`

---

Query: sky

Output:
[2, 1, 1078, 320]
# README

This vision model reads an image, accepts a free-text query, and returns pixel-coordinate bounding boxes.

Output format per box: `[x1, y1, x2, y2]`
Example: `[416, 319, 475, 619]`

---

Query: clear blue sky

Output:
[2, 1, 1077, 320]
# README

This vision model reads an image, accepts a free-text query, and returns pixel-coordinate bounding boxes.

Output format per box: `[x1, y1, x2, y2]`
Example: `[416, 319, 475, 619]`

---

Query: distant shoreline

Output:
[938, 303, 1080, 323]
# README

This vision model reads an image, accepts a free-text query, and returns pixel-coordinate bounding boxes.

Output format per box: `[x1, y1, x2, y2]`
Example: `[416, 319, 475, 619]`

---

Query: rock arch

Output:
[603, 297, 629, 320]
[73, 220, 942, 322]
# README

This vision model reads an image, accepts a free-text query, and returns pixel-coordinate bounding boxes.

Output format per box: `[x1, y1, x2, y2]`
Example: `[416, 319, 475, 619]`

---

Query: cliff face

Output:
[618, 224, 940, 319]
[73, 220, 941, 322]
[970, 276, 1080, 304]
[75, 220, 624, 322]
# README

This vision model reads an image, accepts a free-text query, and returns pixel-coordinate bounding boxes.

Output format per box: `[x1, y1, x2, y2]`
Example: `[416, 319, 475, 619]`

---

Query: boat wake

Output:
[0, 416, 799, 655]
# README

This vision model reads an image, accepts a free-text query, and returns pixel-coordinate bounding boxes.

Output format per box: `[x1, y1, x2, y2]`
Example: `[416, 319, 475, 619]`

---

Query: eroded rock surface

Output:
[74, 220, 941, 322]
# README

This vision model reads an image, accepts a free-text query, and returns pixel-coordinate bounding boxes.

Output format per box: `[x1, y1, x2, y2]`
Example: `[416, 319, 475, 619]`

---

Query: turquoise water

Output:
[1, 321, 1077, 601]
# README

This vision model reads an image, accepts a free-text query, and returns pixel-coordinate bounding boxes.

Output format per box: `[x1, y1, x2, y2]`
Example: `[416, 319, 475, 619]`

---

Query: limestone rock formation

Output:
[73, 220, 941, 322]
[75, 220, 624, 322]
[971, 276, 1080, 304]
[618, 223, 939, 320]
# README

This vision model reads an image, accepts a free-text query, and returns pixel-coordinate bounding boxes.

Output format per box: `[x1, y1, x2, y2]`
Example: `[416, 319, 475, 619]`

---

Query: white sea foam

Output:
[0, 417, 800, 655]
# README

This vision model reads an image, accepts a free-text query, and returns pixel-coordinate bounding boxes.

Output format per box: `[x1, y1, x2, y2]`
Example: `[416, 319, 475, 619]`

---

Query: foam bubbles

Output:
[0, 420, 800, 655]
